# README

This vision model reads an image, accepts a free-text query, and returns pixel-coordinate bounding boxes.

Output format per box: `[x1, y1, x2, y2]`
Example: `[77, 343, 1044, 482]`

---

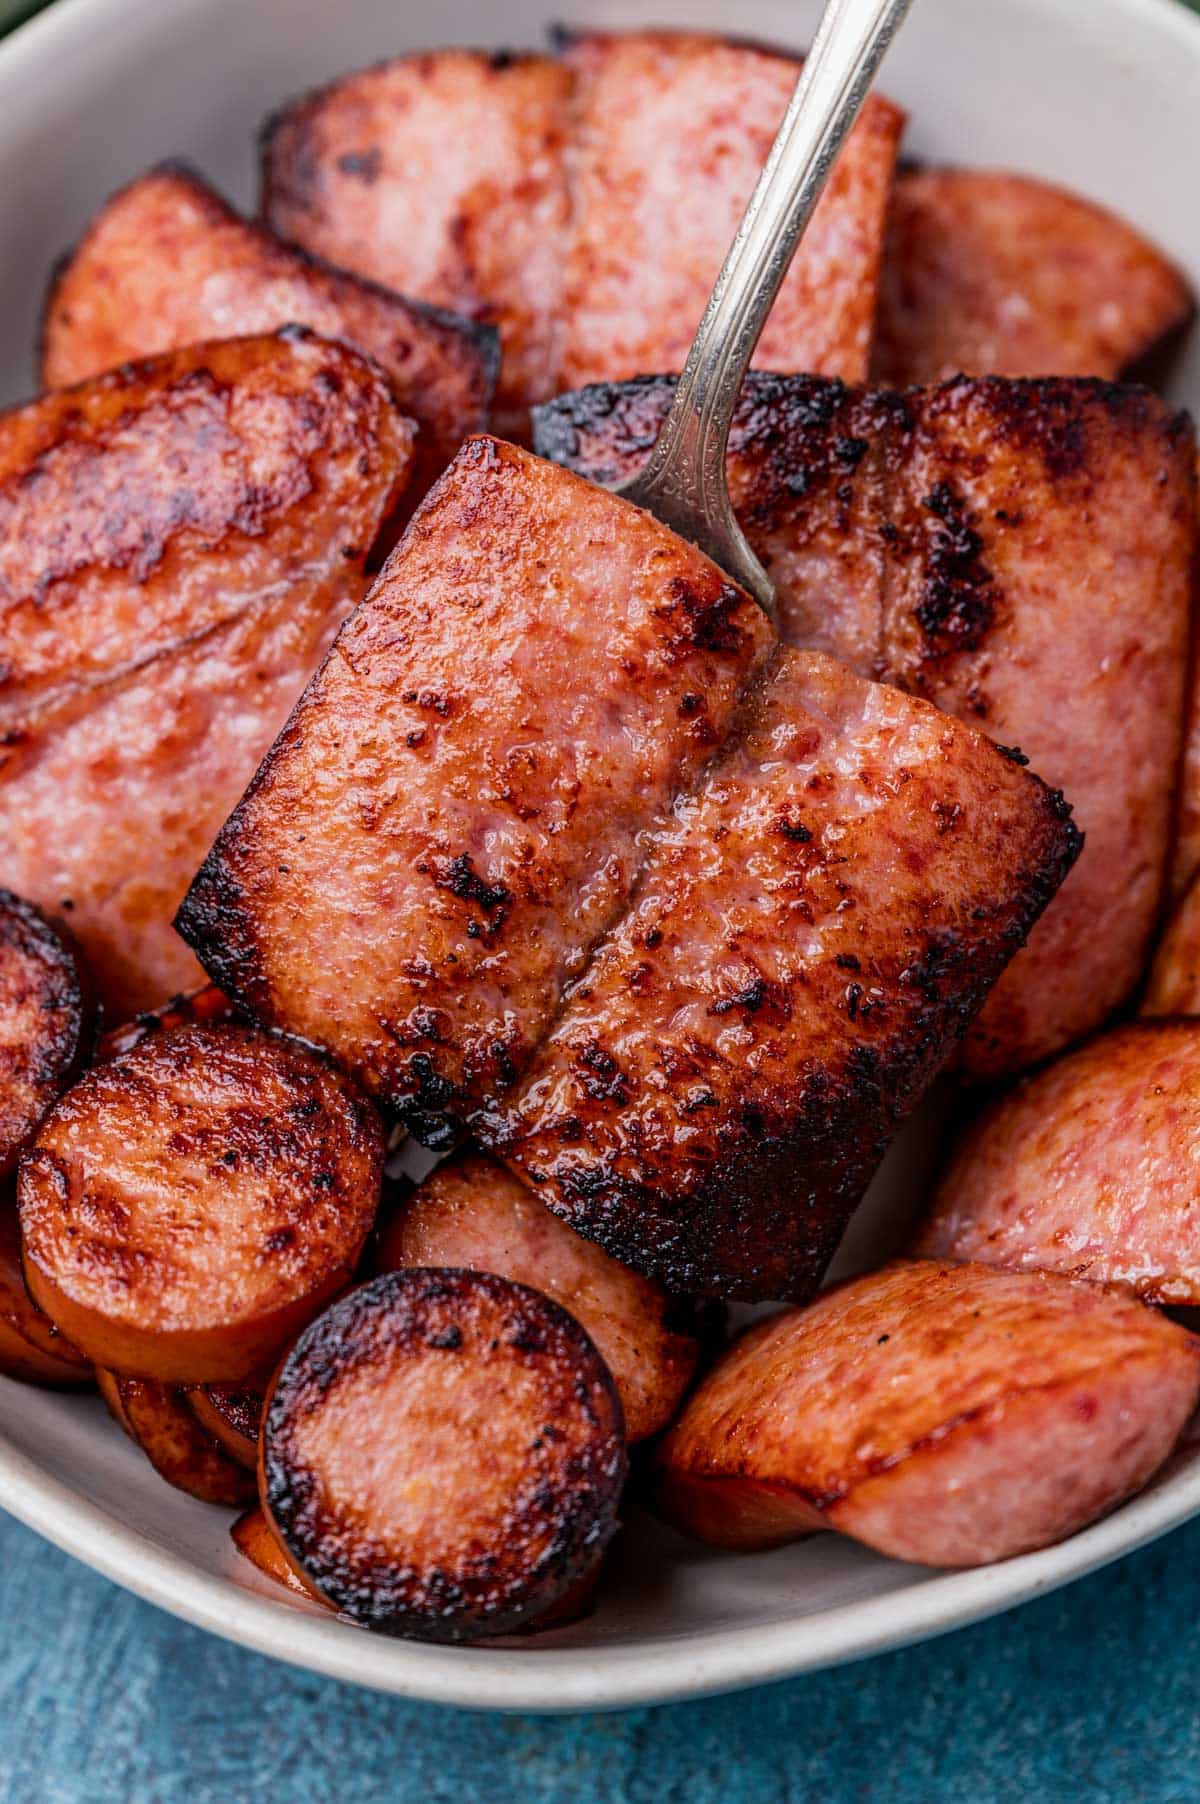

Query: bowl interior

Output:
[0, 0, 1197, 1712]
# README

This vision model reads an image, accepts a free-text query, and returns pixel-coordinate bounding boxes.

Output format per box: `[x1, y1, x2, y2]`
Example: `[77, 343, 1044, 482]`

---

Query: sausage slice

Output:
[377, 1152, 703, 1442]
[0, 891, 94, 1177]
[0, 1204, 90, 1387]
[176, 436, 771, 1142]
[231, 1505, 329, 1602]
[1144, 875, 1200, 1016]
[482, 648, 1079, 1301]
[188, 1384, 263, 1470]
[0, 330, 413, 1017]
[918, 1021, 1200, 1305]
[557, 31, 903, 390]
[100, 1371, 255, 1506]
[262, 50, 571, 439]
[657, 1260, 1200, 1565]
[19, 1026, 384, 1382]
[535, 372, 1198, 1076]
[40, 163, 494, 503]
[873, 167, 1195, 387]
[261, 1269, 626, 1640]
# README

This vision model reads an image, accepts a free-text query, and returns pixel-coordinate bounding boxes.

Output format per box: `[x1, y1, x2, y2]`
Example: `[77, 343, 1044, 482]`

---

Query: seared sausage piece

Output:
[176, 436, 771, 1143]
[0, 891, 94, 1177]
[100, 1371, 255, 1506]
[231, 1505, 329, 1603]
[918, 1021, 1200, 1305]
[481, 649, 1079, 1302]
[19, 1025, 384, 1383]
[262, 50, 571, 439]
[873, 168, 1195, 387]
[0, 1203, 90, 1387]
[535, 373, 1197, 1076]
[657, 1259, 1200, 1565]
[1144, 874, 1200, 1016]
[558, 31, 903, 390]
[0, 331, 413, 1017]
[40, 163, 494, 503]
[377, 1152, 702, 1441]
[97, 986, 236, 1064]
[188, 1384, 263, 1471]
[260, 1269, 626, 1640]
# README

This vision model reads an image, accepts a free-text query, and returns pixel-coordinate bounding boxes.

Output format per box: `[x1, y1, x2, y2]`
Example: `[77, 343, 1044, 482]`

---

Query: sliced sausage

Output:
[1144, 874, 1200, 1016]
[481, 648, 1079, 1301]
[229, 1498, 597, 1629]
[657, 1259, 1200, 1565]
[557, 30, 903, 390]
[535, 372, 1197, 1076]
[19, 1025, 384, 1382]
[0, 1203, 90, 1387]
[97, 986, 236, 1064]
[260, 1269, 627, 1640]
[376, 1152, 702, 1442]
[0, 330, 413, 1017]
[176, 435, 771, 1144]
[873, 167, 1195, 387]
[40, 163, 493, 503]
[0, 891, 94, 1177]
[231, 1505, 329, 1602]
[100, 1371, 255, 1506]
[188, 1384, 263, 1470]
[262, 50, 571, 439]
[918, 1021, 1200, 1305]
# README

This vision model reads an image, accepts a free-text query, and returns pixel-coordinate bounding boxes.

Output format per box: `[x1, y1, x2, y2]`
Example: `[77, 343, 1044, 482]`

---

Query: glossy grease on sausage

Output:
[657, 1260, 1200, 1564]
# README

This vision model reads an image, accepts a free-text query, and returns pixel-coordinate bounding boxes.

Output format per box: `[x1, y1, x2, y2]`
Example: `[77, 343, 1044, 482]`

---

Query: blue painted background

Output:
[3, 1, 1200, 1797]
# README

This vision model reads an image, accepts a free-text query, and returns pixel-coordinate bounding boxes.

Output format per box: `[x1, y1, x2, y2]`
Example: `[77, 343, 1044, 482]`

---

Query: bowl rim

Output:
[2, 1412, 1200, 1711]
[1, 0, 1199, 1716]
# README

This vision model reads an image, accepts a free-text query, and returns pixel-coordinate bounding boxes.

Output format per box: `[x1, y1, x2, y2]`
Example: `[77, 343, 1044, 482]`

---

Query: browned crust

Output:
[188, 1383, 263, 1470]
[19, 1025, 385, 1382]
[96, 986, 237, 1064]
[0, 1201, 91, 1387]
[261, 1269, 626, 1639]
[107, 1372, 256, 1506]
[483, 650, 1079, 1300]
[39, 161, 497, 503]
[0, 891, 95, 1178]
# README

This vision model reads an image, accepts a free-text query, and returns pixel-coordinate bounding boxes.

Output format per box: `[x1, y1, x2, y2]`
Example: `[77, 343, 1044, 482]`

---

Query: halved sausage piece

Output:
[40, 163, 494, 503]
[0, 1203, 90, 1387]
[19, 1025, 384, 1382]
[918, 1022, 1200, 1305]
[0, 891, 94, 1177]
[558, 31, 903, 390]
[262, 50, 572, 438]
[376, 1152, 703, 1441]
[873, 168, 1195, 387]
[100, 1371, 255, 1506]
[260, 1269, 626, 1640]
[188, 1384, 263, 1470]
[176, 436, 771, 1143]
[534, 372, 1198, 1077]
[0, 330, 413, 1017]
[483, 648, 1080, 1301]
[657, 1259, 1200, 1565]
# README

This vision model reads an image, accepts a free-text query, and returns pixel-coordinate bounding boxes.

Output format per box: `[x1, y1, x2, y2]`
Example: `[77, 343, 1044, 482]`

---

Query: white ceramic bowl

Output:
[1, 0, 1199, 1715]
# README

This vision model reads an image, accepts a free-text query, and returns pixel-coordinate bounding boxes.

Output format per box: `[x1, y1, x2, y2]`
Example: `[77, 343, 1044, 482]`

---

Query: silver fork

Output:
[613, 0, 914, 624]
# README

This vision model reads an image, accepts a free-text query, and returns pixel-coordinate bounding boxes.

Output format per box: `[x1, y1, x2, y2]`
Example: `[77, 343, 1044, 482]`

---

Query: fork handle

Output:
[622, 0, 913, 616]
